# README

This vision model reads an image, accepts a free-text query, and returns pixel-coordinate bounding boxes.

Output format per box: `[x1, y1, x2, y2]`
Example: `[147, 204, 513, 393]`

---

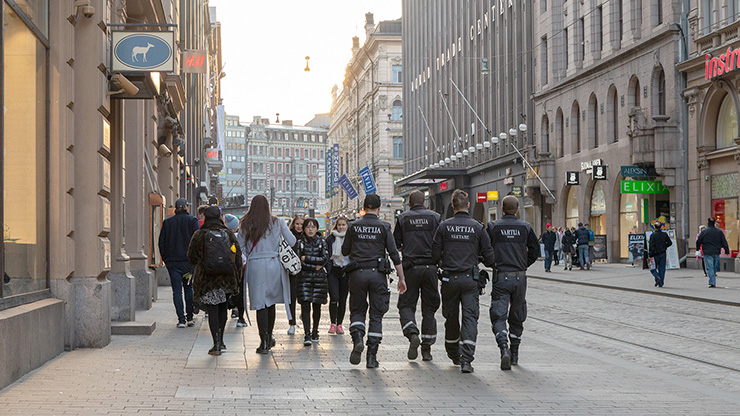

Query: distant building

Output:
[223, 115, 329, 217]
[329, 13, 404, 222]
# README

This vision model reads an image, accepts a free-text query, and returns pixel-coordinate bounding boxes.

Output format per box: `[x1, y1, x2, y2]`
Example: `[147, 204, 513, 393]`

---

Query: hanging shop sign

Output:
[512, 186, 523, 197]
[487, 190, 499, 201]
[593, 165, 607, 180]
[476, 193, 487, 203]
[580, 159, 603, 171]
[620, 180, 670, 194]
[359, 166, 377, 194]
[325, 151, 332, 199]
[338, 174, 358, 200]
[332, 144, 340, 195]
[620, 165, 658, 177]
[566, 171, 580, 185]
[111, 31, 175, 73]
[182, 50, 208, 74]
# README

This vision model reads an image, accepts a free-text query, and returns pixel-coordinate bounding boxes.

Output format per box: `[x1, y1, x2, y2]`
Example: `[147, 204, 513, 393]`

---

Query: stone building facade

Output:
[0, 0, 221, 389]
[328, 13, 404, 222]
[680, 0, 740, 271]
[533, 1, 688, 262]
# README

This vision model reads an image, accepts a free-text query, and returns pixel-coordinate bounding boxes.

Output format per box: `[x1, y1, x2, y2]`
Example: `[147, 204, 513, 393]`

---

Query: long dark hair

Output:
[239, 194, 276, 243]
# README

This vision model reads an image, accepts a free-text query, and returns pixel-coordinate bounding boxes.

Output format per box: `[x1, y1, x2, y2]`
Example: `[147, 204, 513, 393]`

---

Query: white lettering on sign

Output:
[580, 159, 603, 171]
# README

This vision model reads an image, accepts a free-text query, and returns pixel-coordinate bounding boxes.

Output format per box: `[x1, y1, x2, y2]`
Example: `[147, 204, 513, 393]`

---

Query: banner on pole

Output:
[359, 166, 377, 195]
[332, 144, 340, 195]
[338, 174, 358, 200]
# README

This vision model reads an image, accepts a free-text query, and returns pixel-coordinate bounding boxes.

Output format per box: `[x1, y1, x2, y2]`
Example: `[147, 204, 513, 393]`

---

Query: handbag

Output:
[279, 236, 302, 275]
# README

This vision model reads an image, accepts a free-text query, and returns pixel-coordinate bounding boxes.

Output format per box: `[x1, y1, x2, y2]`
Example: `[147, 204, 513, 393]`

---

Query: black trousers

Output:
[288, 274, 298, 325]
[490, 272, 527, 348]
[300, 302, 322, 334]
[440, 274, 479, 364]
[348, 268, 390, 347]
[397, 265, 440, 346]
[328, 266, 349, 325]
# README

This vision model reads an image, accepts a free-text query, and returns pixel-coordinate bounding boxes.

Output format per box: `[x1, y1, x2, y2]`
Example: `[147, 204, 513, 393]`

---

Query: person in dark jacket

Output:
[540, 224, 557, 272]
[286, 214, 305, 335]
[648, 222, 672, 288]
[561, 229, 576, 271]
[187, 206, 243, 355]
[295, 218, 330, 346]
[574, 223, 591, 270]
[158, 198, 200, 327]
[325, 217, 350, 335]
[696, 217, 730, 288]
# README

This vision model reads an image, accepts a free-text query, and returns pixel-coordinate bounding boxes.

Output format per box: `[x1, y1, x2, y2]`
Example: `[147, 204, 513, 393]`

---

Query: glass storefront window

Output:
[6, 1, 48, 37]
[565, 187, 579, 229]
[619, 193, 639, 258]
[712, 199, 739, 256]
[589, 181, 606, 234]
[716, 95, 738, 149]
[2, 3, 49, 297]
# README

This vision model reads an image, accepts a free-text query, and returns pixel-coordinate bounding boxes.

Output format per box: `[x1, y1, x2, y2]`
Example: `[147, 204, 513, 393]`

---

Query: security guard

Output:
[486, 195, 539, 370]
[393, 190, 441, 361]
[342, 193, 407, 368]
[431, 189, 495, 374]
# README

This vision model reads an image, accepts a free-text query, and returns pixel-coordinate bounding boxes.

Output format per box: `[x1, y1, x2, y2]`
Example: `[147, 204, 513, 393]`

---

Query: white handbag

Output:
[279, 236, 301, 275]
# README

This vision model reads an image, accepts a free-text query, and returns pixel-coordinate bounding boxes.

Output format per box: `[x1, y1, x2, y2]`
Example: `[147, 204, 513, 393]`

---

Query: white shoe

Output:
[287, 325, 296, 335]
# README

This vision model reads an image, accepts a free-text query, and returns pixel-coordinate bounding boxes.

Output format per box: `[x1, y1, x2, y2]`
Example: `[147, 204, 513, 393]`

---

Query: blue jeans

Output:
[544, 249, 553, 271]
[650, 252, 667, 287]
[578, 245, 589, 267]
[704, 254, 720, 286]
[167, 261, 194, 323]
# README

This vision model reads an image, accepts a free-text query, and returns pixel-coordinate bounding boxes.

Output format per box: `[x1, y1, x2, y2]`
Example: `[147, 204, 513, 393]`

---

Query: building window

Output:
[578, 17, 585, 65]
[392, 65, 402, 84]
[541, 114, 550, 153]
[656, 0, 663, 25]
[629, 75, 641, 108]
[393, 137, 404, 159]
[596, 6, 603, 52]
[653, 67, 666, 116]
[703, 0, 715, 34]
[541, 0, 547, 13]
[2, 3, 50, 298]
[712, 173, 740, 255]
[588, 94, 599, 148]
[618, 0, 624, 43]
[563, 28, 569, 71]
[729, 0, 739, 24]
[571, 101, 581, 153]
[565, 187, 579, 228]
[556, 108, 564, 157]
[590, 181, 606, 235]
[541, 36, 548, 85]
[716, 95, 738, 149]
[620, 194, 640, 259]
[392, 100, 403, 121]
[607, 85, 619, 143]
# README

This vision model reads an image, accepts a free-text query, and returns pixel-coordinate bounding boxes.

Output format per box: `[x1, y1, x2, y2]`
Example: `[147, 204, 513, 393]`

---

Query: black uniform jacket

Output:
[431, 211, 495, 272]
[393, 205, 441, 263]
[342, 213, 402, 266]
[486, 214, 539, 272]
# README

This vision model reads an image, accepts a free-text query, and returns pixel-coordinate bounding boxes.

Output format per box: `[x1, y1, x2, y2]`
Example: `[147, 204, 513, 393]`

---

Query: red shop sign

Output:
[476, 193, 487, 203]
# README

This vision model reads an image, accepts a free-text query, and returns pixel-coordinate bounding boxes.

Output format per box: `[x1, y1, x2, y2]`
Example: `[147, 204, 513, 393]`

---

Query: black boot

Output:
[500, 345, 511, 371]
[209, 330, 222, 356]
[256, 333, 270, 354]
[219, 331, 226, 351]
[349, 332, 364, 365]
[366, 344, 379, 369]
[510, 345, 519, 366]
[460, 361, 474, 373]
[447, 352, 460, 366]
[407, 334, 420, 360]
[421, 346, 433, 361]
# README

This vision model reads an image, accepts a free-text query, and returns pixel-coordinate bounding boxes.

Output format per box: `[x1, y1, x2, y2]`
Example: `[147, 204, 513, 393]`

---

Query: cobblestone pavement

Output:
[1, 281, 739, 415]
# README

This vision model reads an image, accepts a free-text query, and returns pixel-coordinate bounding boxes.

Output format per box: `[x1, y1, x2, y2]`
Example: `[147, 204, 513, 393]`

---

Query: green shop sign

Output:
[620, 180, 670, 194]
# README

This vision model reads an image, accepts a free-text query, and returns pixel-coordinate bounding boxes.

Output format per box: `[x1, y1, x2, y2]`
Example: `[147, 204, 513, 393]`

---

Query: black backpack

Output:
[202, 229, 234, 275]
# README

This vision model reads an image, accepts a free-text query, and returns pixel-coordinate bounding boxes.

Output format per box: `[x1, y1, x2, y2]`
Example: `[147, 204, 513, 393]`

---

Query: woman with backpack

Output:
[286, 214, 305, 335]
[238, 195, 297, 354]
[187, 206, 243, 356]
[325, 217, 349, 335]
[294, 218, 329, 346]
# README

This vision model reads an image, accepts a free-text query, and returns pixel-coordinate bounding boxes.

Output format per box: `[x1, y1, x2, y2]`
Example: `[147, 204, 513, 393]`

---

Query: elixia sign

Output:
[705, 48, 740, 80]
[620, 180, 670, 194]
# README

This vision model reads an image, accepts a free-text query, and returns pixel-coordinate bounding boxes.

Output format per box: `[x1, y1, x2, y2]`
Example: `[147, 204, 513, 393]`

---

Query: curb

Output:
[528, 274, 740, 307]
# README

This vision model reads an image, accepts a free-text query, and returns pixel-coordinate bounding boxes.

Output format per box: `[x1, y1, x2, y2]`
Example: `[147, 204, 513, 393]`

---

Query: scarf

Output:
[331, 230, 346, 263]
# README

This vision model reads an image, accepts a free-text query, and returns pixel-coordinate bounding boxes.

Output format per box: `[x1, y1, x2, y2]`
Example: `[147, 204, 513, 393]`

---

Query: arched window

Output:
[556, 108, 564, 157]
[541, 114, 550, 153]
[565, 187, 579, 228]
[392, 100, 403, 121]
[652, 67, 666, 115]
[571, 101, 581, 153]
[717, 94, 738, 149]
[588, 93, 599, 148]
[629, 75, 641, 109]
[607, 85, 619, 143]
[590, 181, 606, 235]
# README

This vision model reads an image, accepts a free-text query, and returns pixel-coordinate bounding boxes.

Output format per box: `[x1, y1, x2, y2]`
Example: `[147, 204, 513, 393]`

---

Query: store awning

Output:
[395, 167, 467, 187]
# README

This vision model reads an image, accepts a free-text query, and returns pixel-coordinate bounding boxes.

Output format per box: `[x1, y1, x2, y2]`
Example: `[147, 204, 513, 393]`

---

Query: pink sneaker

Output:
[335, 324, 344, 334]
[328, 324, 337, 334]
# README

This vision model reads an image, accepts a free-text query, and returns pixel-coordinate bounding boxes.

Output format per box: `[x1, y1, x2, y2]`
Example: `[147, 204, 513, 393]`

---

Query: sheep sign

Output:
[111, 31, 175, 73]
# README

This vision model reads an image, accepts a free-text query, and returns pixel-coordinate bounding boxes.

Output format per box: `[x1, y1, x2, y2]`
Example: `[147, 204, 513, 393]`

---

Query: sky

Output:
[209, 0, 402, 126]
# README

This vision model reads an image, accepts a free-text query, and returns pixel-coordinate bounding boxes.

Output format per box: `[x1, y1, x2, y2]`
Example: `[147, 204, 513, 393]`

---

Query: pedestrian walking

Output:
[286, 214, 305, 335]
[187, 206, 242, 356]
[696, 225, 707, 277]
[561, 229, 575, 271]
[540, 224, 556, 272]
[696, 217, 730, 288]
[295, 218, 330, 346]
[575, 223, 591, 270]
[586, 223, 596, 268]
[487, 195, 539, 370]
[238, 195, 297, 354]
[224, 214, 247, 328]
[393, 190, 441, 361]
[431, 189, 495, 374]
[326, 217, 350, 335]
[648, 222, 672, 288]
[158, 198, 200, 328]
[554, 227, 563, 265]
[342, 193, 407, 368]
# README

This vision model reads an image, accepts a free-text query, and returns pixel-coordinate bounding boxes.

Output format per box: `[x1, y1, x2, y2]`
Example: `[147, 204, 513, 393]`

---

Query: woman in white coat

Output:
[238, 194, 296, 354]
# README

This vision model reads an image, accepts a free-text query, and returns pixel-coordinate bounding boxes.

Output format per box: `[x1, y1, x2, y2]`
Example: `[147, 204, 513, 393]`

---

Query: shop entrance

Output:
[619, 193, 639, 258]
[565, 186, 579, 229]
[590, 181, 606, 234]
